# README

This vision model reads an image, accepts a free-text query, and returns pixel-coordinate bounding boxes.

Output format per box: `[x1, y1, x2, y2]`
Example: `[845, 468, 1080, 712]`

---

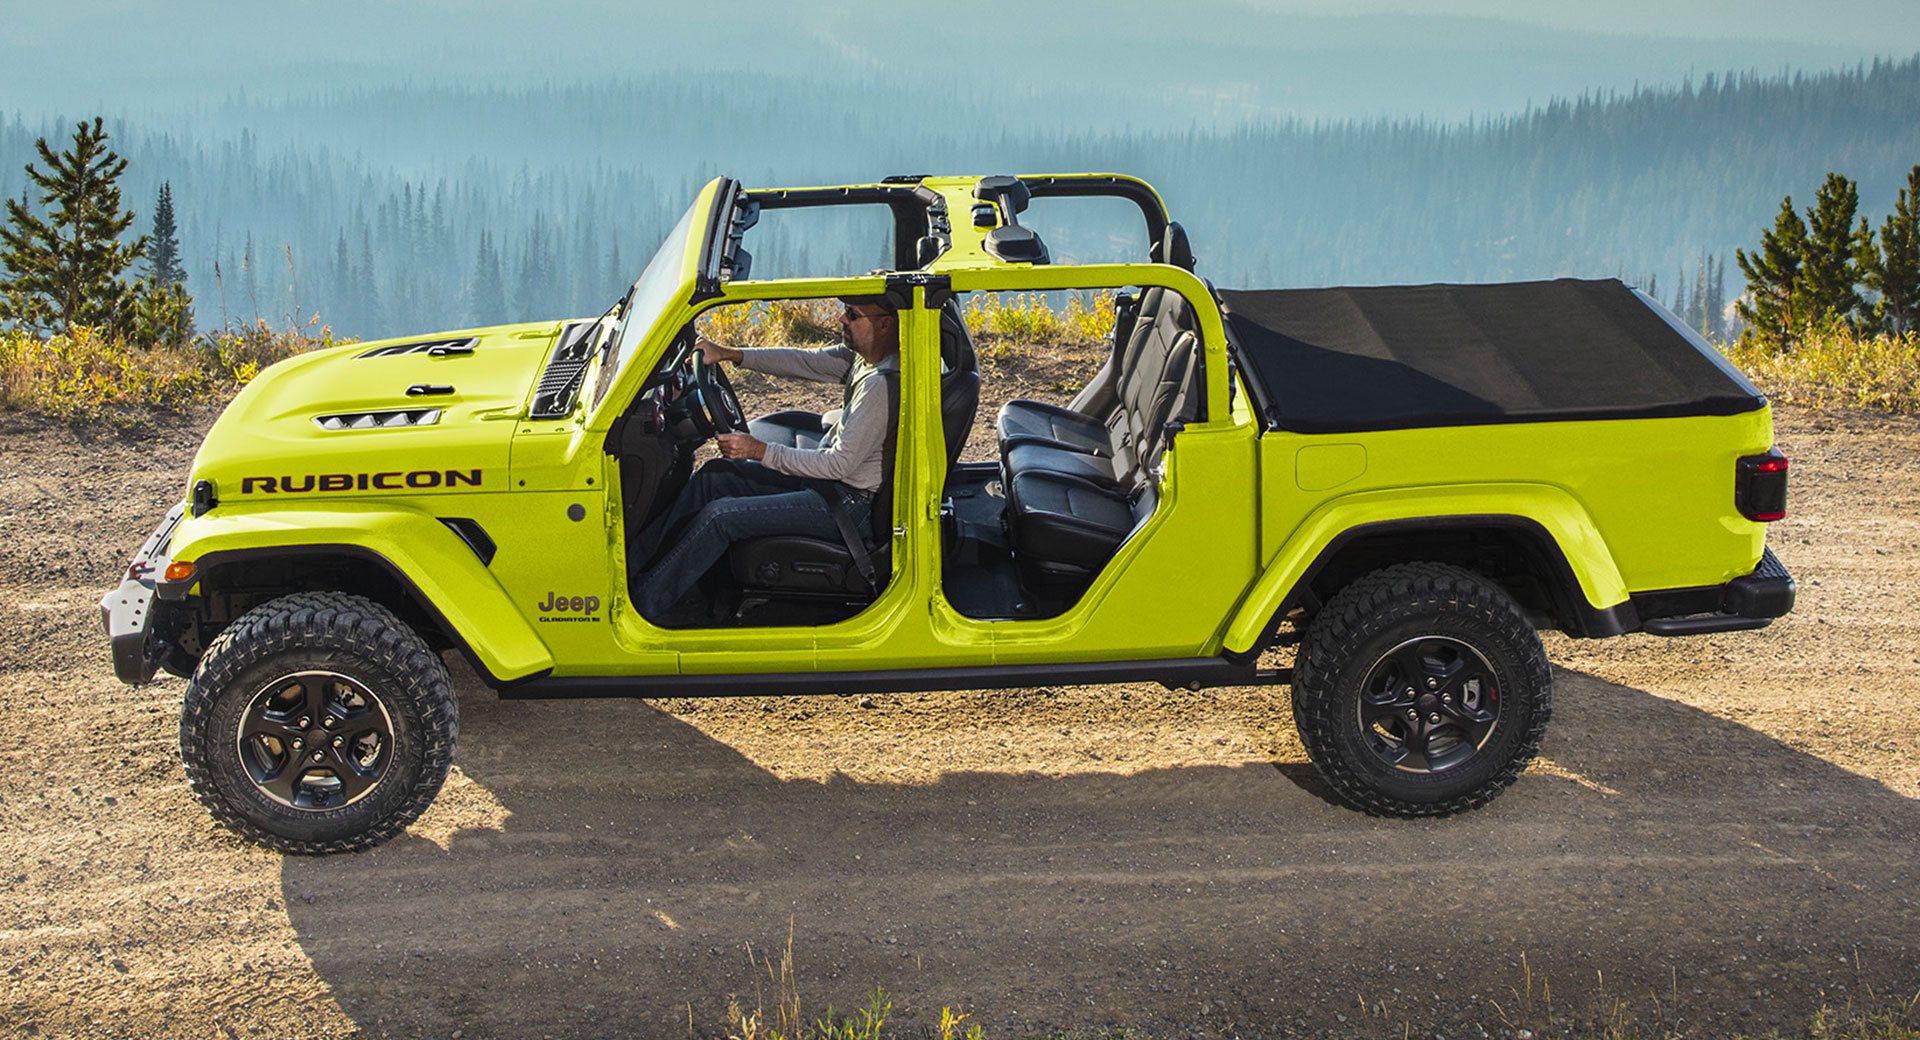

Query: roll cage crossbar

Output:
[699, 174, 1174, 295]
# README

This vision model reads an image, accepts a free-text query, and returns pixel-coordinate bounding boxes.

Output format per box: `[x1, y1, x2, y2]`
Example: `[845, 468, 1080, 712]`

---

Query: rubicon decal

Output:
[536, 592, 602, 623]
[239, 470, 482, 494]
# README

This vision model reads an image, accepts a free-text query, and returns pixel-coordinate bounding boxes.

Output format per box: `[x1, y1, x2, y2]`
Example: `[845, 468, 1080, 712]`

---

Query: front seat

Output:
[729, 300, 979, 596]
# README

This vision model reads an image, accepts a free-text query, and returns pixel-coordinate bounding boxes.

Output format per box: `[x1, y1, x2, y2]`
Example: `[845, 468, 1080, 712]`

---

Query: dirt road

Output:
[2, 401, 1917, 1039]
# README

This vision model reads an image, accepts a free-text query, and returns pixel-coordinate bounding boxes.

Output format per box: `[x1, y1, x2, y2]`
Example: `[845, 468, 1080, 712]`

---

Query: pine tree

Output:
[1798, 172, 1868, 327]
[129, 181, 194, 346]
[1706, 254, 1727, 338]
[1736, 197, 1809, 350]
[468, 229, 505, 326]
[331, 230, 350, 318]
[1866, 163, 1920, 335]
[144, 182, 187, 288]
[603, 239, 623, 299]
[515, 212, 553, 318]
[0, 118, 148, 334]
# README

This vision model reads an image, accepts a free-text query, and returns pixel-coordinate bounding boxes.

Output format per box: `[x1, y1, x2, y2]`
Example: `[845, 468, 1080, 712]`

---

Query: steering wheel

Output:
[687, 347, 748, 437]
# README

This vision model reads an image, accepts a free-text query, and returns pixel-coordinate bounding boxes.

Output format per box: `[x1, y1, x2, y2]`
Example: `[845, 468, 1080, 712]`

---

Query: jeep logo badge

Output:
[536, 592, 602, 623]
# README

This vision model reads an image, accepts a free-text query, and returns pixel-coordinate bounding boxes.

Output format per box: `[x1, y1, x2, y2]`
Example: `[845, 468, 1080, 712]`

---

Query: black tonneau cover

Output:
[1220, 279, 1765, 434]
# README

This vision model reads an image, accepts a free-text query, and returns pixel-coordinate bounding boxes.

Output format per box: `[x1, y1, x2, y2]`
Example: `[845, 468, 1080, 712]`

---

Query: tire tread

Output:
[1292, 562, 1552, 818]
[179, 591, 456, 854]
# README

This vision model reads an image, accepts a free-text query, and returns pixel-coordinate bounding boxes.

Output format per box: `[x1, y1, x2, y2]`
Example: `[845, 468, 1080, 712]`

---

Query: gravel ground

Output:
[1, 385, 1917, 1040]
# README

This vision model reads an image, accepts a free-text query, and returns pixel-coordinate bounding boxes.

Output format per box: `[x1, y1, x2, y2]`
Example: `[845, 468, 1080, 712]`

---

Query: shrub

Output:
[1719, 322, 1920, 413]
[0, 320, 332, 421]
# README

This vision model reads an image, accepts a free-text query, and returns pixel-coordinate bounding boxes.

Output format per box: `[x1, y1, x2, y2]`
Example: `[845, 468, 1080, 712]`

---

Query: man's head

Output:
[838, 294, 899, 363]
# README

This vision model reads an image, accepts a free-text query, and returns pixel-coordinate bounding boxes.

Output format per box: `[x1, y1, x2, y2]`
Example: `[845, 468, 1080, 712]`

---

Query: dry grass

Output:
[9, 302, 1914, 427]
[965, 292, 1113, 357]
[0, 320, 334, 422]
[1720, 325, 1920, 414]
[721, 924, 983, 1040]
[700, 300, 843, 348]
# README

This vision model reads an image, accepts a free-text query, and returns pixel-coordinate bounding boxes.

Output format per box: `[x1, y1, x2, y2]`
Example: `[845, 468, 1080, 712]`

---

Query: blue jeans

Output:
[631, 460, 853, 619]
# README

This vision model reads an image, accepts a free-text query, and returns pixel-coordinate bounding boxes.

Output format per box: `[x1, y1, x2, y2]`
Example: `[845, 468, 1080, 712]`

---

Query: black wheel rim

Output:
[235, 671, 395, 811]
[1356, 636, 1501, 773]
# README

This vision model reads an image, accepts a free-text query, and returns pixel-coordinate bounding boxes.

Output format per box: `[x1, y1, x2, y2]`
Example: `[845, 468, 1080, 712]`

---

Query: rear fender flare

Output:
[1224, 483, 1628, 652]
[159, 505, 555, 684]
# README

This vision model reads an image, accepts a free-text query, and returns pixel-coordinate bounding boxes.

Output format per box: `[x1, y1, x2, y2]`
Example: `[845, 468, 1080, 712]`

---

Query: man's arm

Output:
[756, 368, 893, 490]
[699, 336, 854, 384]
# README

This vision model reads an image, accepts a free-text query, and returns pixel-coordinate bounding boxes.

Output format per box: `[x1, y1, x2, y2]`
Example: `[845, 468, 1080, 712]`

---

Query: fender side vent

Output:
[439, 517, 497, 565]
[355, 337, 478, 359]
[314, 408, 443, 431]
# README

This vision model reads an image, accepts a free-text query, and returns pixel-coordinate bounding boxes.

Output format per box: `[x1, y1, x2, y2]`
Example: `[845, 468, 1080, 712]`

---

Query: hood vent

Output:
[314, 408, 443, 431]
[355, 337, 477, 359]
[529, 321, 596, 420]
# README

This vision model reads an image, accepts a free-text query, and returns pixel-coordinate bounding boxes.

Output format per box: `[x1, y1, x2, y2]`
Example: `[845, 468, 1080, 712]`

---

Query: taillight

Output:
[1736, 449, 1789, 522]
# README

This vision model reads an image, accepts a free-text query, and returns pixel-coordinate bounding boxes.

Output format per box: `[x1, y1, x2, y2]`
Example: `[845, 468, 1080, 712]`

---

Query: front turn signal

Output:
[163, 561, 197, 583]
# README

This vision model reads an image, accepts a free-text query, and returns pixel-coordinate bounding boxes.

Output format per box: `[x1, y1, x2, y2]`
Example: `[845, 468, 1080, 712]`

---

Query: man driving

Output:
[630, 295, 901, 623]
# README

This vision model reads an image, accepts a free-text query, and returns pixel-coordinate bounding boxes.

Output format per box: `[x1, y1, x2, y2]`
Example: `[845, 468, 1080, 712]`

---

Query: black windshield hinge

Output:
[884, 272, 953, 310]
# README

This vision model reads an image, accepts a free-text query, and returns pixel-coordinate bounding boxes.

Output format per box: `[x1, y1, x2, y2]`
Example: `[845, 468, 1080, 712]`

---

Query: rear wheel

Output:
[1292, 563, 1551, 817]
[179, 592, 457, 853]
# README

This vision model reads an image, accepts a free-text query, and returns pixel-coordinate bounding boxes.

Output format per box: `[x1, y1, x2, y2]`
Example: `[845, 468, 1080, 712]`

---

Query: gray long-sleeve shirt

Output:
[737, 345, 898, 492]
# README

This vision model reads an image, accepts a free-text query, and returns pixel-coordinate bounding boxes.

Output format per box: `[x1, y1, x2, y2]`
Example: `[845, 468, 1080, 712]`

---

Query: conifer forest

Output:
[2, 57, 1916, 340]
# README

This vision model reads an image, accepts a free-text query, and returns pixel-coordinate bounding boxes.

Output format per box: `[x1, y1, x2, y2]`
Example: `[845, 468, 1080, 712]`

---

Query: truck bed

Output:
[1220, 278, 1765, 434]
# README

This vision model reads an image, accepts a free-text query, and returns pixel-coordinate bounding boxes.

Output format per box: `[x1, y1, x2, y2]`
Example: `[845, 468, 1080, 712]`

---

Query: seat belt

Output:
[817, 484, 879, 590]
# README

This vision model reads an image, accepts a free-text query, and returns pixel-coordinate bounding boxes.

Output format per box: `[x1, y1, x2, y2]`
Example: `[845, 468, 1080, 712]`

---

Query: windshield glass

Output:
[591, 196, 704, 409]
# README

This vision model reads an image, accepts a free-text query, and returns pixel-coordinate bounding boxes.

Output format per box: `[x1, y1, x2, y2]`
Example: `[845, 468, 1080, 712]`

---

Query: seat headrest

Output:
[1161, 222, 1194, 272]
[939, 298, 978, 376]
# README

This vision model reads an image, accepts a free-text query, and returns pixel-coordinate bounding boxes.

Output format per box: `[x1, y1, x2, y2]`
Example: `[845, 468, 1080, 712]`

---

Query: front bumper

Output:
[100, 503, 187, 685]
[1638, 547, 1796, 637]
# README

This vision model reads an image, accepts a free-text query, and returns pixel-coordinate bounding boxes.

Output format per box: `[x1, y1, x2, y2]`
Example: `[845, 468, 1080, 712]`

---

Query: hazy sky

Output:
[2, 0, 1914, 121]
[8, 0, 1918, 49]
[1241, 0, 1920, 50]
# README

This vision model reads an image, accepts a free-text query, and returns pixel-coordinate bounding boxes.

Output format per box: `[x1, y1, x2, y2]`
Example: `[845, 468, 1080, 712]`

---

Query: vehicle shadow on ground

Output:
[280, 665, 1920, 1040]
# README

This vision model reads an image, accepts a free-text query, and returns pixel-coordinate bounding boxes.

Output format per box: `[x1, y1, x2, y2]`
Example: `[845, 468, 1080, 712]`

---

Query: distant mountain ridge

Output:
[0, 57, 1915, 337]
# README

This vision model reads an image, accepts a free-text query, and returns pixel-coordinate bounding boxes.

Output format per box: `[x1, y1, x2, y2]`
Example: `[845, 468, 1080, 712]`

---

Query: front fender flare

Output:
[159, 504, 555, 683]
[1224, 482, 1629, 653]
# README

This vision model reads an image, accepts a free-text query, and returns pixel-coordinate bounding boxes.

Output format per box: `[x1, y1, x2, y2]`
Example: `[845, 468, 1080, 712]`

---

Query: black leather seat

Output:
[994, 223, 1194, 459]
[998, 225, 1205, 592]
[1001, 331, 1195, 593]
[729, 301, 980, 596]
[748, 410, 827, 451]
[1002, 296, 1200, 494]
[1004, 472, 1155, 588]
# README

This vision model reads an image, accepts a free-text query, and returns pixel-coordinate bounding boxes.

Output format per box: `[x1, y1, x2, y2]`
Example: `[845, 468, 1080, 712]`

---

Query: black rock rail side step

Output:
[503, 657, 1290, 699]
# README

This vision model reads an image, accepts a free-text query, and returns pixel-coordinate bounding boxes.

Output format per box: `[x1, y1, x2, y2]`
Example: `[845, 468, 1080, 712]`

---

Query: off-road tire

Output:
[1292, 562, 1551, 817]
[179, 591, 457, 854]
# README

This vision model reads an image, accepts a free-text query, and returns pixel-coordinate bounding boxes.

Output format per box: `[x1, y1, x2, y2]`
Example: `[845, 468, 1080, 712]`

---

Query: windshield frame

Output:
[585, 180, 723, 419]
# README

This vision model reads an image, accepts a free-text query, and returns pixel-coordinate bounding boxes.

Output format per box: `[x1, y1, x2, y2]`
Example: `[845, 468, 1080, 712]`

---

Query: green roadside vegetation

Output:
[707, 961, 1917, 1040]
[693, 936, 1920, 1040]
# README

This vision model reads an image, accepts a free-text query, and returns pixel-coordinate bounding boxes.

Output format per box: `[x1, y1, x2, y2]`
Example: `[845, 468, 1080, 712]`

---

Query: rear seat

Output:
[995, 223, 1195, 459]
[1003, 294, 1199, 494]
[997, 227, 1205, 590]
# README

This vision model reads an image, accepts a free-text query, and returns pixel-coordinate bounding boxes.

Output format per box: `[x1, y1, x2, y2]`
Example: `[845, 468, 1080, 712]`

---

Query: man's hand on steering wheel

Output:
[695, 336, 742, 365]
[716, 432, 767, 461]
[687, 335, 749, 436]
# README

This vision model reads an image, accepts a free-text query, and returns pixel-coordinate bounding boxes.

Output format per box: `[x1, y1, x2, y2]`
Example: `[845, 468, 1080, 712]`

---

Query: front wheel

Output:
[1292, 563, 1551, 817]
[179, 592, 457, 853]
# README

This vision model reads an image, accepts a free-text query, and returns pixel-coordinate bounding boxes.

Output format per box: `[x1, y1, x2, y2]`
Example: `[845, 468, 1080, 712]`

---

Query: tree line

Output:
[0, 119, 190, 347]
[2, 59, 1917, 344]
[1736, 166, 1920, 347]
